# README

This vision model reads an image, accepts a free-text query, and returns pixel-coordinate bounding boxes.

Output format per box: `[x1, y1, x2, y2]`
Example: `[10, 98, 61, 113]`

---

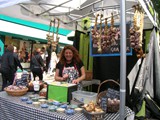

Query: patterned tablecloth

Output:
[0, 91, 134, 120]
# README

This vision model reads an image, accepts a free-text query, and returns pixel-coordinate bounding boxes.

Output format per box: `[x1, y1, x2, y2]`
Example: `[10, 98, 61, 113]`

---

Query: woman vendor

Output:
[55, 45, 85, 89]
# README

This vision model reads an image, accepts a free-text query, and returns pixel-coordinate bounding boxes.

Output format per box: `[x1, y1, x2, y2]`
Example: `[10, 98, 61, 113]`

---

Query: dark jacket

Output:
[1, 50, 15, 74]
[30, 53, 44, 70]
[13, 53, 23, 71]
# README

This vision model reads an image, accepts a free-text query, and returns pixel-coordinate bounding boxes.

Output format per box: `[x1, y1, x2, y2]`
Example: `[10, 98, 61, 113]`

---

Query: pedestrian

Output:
[1, 45, 16, 90]
[30, 48, 45, 81]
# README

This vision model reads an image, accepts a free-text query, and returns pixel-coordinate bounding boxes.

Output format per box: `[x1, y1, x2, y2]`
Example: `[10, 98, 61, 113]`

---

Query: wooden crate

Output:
[85, 71, 93, 80]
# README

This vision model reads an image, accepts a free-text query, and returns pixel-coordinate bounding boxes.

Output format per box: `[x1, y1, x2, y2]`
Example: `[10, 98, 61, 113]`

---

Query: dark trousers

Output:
[46, 57, 51, 72]
[31, 68, 43, 81]
[1, 72, 15, 91]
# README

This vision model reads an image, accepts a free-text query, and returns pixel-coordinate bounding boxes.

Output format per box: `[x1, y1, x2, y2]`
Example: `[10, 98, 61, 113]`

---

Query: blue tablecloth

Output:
[0, 91, 134, 120]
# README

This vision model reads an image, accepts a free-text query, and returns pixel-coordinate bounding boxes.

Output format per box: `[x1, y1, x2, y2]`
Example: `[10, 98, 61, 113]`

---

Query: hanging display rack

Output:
[46, 18, 60, 50]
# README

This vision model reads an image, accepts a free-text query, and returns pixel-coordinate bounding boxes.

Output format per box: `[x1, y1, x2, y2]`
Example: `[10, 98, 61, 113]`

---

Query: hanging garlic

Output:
[111, 13, 114, 29]
[92, 14, 99, 48]
[97, 14, 103, 53]
[104, 18, 108, 35]
[46, 19, 55, 44]
[130, 4, 145, 58]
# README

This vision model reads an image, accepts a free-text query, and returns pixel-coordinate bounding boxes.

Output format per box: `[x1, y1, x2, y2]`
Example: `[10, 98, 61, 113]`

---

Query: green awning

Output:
[0, 14, 72, 36]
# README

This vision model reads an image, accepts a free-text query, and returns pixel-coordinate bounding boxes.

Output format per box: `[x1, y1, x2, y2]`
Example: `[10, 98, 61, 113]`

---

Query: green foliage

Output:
[151, 0, 160, 22]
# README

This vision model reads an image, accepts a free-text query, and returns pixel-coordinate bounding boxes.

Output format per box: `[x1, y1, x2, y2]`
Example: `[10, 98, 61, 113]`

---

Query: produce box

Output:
[47, 82, 77, 103]
[72, 90, 97, 104]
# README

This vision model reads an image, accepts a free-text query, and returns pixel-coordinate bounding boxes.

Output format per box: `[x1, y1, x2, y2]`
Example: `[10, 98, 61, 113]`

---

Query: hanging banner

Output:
[90, 24, 132, 57]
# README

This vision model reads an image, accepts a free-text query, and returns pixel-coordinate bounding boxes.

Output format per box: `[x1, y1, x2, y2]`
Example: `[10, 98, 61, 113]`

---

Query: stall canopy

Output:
[0, 0, 154, 31]
[0, 14, 73, 44]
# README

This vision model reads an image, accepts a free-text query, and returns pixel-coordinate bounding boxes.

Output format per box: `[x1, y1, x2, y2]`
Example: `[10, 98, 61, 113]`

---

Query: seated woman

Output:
[55, 45, 85, 89]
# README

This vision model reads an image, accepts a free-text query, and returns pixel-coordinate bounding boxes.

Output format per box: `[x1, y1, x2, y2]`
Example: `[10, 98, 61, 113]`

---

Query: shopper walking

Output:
[30, 48, 45, 81]
[1, 45, 16, 91]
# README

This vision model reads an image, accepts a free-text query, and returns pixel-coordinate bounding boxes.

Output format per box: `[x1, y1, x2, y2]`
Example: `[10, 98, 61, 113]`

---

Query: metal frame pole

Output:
[38, 0, 73, 16]
[120, 0, 126, 120]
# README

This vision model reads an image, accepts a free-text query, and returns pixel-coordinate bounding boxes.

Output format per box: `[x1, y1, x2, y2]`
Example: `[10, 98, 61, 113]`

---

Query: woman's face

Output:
[64, 49, 73, 62]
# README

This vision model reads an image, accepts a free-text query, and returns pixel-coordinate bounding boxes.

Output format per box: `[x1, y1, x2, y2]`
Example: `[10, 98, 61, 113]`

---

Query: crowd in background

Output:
[0, 43, 60, 91]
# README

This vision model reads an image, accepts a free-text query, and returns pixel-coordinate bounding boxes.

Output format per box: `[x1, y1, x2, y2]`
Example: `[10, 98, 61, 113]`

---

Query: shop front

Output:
[0, 14, 73, 69]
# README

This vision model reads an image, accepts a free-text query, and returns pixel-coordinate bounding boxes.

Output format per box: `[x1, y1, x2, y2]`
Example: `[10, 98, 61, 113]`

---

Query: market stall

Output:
[0, 91, 134, 120]
[0, 0, 160, 120]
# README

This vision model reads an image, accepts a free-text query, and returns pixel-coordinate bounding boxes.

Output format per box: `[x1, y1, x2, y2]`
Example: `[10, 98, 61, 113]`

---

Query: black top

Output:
[56, 60, 84, 77]
[13, 53, 23, 71]
[30, 54, 44, 70]
[1, 50, 15, 74]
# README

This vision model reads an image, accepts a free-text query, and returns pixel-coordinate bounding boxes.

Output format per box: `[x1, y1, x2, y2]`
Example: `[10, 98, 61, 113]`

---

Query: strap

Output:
[33, 55, 41, 67]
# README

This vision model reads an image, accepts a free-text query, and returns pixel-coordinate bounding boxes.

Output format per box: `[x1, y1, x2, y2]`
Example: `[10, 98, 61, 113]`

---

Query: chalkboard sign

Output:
[90, 24, 132, 57]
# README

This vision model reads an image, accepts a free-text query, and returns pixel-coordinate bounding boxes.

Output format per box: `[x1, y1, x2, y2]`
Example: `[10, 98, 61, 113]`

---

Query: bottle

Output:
[30, 73, 34, 81]
[33, 77, 40, 94]
[77, 83, 82, 91]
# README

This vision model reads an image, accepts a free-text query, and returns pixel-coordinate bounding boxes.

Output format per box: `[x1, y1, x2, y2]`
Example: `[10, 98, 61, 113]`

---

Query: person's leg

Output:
[32, 70, 37, 81]
[33, 68, 43, 81]
[48, 62, 51, 75]
[8, 73, 15, 85]
[38, 69, 43, 81]
[2, 74, 7, 91]
[39, 73, 43, 81]
[49, 63, 54, 76]
[46, 57, 51, 73]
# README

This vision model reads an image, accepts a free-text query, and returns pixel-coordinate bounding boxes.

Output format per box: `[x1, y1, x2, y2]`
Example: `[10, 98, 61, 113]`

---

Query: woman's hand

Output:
[72, 79, 79, 84]
[62, 74, 69, 80]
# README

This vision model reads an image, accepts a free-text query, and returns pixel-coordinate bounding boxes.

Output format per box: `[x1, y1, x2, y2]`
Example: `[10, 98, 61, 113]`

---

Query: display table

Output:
[81, 79, 101, 88]
[0, 91, 134, 120]
[81, 79, 101, 91]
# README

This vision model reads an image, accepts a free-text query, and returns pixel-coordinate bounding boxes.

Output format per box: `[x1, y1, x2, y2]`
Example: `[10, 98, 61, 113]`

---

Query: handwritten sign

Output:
[90, 24, 132, 57]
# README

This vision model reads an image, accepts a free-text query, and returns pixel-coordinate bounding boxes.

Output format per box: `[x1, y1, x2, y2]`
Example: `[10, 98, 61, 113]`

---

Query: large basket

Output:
[96, 79, 120, 113]
[83, 109, 105, 120]
[4, 87, 28, 96]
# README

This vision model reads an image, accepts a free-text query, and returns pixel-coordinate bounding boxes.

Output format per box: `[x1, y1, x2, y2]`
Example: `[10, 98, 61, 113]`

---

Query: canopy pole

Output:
[120, 0, 126, 120]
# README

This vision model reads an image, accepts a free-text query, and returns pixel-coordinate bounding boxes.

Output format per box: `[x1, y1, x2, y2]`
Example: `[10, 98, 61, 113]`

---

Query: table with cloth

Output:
[0, 91, 134, 120]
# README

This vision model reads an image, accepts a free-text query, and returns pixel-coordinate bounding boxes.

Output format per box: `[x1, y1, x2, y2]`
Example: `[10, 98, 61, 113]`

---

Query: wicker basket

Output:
[83, 109, 105, 120]
[96, 79, 120, 113]
[4, 87, 28, 96]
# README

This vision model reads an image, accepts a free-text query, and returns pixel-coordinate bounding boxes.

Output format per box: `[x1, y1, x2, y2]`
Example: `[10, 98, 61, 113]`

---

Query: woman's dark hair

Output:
[59, 45, 81, 64]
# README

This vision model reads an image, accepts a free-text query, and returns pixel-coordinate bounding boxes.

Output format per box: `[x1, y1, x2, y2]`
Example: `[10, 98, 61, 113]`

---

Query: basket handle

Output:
[97, 79, 120, 94]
